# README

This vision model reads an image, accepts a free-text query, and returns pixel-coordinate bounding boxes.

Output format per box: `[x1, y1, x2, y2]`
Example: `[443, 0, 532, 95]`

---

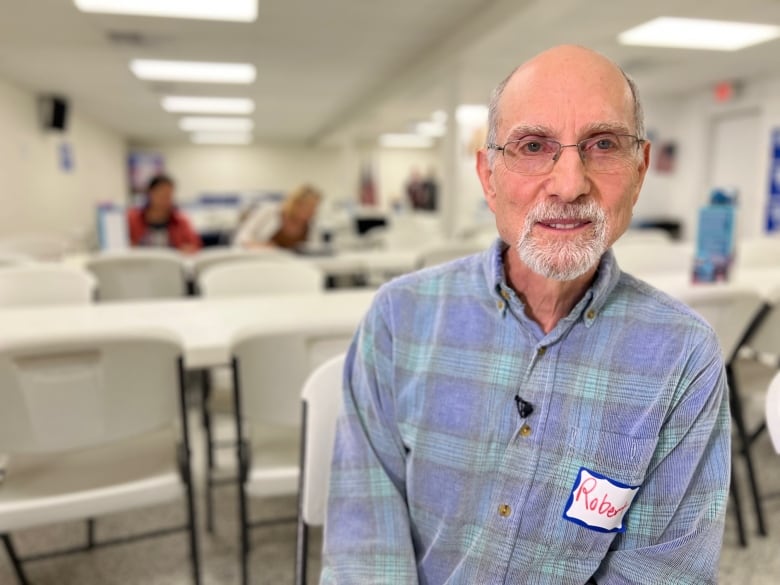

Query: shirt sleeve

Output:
[321, 291, 419, 585]
[591, 329, 730, 585]
[233, 205, 280, 247]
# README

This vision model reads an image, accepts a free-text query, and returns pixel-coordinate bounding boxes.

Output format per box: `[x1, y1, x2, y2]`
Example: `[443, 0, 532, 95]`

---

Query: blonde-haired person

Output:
[233, 185, 321, 250]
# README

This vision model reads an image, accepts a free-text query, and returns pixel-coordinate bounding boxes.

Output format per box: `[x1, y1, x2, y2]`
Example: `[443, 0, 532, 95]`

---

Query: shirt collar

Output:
[483, 237, 621, 330]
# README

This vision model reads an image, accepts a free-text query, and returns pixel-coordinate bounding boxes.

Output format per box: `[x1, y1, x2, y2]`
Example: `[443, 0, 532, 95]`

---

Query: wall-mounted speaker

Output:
[39, 95, 69, 132]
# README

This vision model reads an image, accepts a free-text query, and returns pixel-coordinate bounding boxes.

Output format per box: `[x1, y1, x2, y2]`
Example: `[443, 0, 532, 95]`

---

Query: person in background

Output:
[127, 174, 202, 252]
[323, 45, 729, 584]
[233, 184, 321, 250]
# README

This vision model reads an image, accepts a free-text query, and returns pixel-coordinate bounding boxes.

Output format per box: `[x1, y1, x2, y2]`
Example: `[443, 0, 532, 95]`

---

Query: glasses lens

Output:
[580, 134, 637, 172]
[502, 138, 559, 175]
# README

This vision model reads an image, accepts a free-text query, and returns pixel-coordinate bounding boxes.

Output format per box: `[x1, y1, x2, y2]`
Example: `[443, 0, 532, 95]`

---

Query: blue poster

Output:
[767, 128, 780, 233]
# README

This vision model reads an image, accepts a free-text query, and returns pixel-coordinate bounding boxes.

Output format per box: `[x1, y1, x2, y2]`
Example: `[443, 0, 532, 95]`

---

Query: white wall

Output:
[0, 75, 127, 242]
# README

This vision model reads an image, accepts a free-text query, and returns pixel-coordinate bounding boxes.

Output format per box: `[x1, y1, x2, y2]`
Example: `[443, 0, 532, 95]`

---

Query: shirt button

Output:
[498, 503, 512, 517]
[519, 424, 532, 437]
[537, 346, 546, 357]
[586, 309, 597, 320]
[497, 300, 505, 310]
[500, 289, 510, 300]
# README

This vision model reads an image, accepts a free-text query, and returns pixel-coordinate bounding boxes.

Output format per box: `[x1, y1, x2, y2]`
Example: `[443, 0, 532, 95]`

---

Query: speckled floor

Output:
[1, 360, 778, 584]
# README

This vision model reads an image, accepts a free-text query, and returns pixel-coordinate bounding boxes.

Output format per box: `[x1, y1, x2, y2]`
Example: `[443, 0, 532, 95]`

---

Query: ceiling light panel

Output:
[619, 17, 780, 51]
[162, 96, 255, 114]
[131, 60, 256, 84]
[179, 117, 254, 132]
[191, 132, 253, 145]
[74, 0, 258, 22]
[379, 134, 434, 149]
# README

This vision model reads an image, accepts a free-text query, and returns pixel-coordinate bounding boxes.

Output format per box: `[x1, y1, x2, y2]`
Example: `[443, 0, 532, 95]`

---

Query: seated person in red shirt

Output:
[127, 174, 202, 253]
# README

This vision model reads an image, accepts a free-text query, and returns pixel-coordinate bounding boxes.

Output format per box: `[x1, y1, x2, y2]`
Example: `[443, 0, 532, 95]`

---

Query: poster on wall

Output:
[128, 152, 165, 202]
[767, 128, 780, 233]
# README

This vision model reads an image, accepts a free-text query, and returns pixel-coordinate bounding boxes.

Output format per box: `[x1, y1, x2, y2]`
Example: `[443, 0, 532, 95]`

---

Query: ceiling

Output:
[1, 0, 780, 147]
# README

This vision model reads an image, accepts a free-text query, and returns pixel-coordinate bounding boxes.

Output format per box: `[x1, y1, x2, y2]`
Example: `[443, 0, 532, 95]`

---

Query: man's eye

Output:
[590, 136, 618, 150]
[520, 140, 545, 154]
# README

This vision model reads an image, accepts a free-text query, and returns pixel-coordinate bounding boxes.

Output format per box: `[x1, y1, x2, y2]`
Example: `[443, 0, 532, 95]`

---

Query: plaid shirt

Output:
[322, 241, 730, 585]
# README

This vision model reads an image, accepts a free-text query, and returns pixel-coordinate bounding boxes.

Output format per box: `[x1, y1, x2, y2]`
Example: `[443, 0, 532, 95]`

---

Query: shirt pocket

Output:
[537, 425, 658, 559]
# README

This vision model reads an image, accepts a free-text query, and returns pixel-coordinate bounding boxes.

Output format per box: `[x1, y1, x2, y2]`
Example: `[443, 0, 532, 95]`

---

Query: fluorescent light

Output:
[379, 134, 434, 149]
[162, 96, 255, 114]
[431, 110, 447, 125]
[131, 60, 255, 84]
[415, 121, 446, 137]
[74, 0, 257, 22]
[618, 17, 780, 51]
[191, 132, 253, 145]
[179, 117, 254, 132]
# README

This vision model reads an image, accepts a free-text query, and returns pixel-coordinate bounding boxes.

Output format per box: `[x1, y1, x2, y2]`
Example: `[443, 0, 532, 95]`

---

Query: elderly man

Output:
[322, 45, 729, 584]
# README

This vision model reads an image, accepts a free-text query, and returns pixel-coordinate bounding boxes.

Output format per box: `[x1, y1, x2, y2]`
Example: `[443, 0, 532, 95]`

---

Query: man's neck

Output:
[503, 248, 597, 335]
[145, 206, 172, 224]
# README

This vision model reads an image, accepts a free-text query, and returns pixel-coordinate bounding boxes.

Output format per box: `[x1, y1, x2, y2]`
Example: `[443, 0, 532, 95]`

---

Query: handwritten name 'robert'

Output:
[575, 477, 630, 518]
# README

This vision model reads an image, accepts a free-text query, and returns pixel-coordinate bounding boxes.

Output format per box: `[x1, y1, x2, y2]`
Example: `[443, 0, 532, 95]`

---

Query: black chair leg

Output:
[239, 479, 250, 585]
[295, 521, 309, 585]
[727, 365, 767, 536]
[2, 534, 30, 585]
[730, 463, 747, 547]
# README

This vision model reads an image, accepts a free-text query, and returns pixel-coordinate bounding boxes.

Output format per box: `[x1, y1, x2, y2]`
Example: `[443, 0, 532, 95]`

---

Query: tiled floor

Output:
[1, 360, 778, 584]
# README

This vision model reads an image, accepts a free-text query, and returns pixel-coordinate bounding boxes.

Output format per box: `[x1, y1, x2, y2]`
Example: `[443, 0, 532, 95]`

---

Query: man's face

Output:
[149, 182, 174, 211]
[477, 48, 651, 281]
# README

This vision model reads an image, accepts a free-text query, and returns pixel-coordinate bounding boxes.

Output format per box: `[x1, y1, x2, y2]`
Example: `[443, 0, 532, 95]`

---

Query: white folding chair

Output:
[0, 265, 96, 306]
[191, 246, 295, 284]
[676, 283, 768, 546]
[0, 253, 31, 268]
[86, 250, 187, 301]
[0, 328, 200, 585]
[765, 372, 780, 454]
[230, 329, 352, 585]
[612, 240, 694, 274]
[198, 261, 323, 298]
[294, 354, 346, 585]
[737, 237, 780, 270]
[0, 234, 72, 261]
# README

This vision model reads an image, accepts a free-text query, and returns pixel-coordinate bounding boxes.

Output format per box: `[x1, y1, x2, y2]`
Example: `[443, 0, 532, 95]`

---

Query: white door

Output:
[707, 109, 763, 239]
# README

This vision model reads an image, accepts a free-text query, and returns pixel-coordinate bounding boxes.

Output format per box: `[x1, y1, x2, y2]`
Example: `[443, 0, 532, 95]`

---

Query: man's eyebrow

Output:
[504, 124, 553, 141]
[502, 122, 635, 143]
[580, 122, 633, 136]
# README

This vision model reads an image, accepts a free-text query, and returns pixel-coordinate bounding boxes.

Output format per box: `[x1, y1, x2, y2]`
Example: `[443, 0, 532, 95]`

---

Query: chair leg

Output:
[295, 521, 309, 585]
[2, 534, 31, 585]
[86, 518, 96, 549]
[239, 478, 250, 585]
[727, 365, 767, 536]
[184, 469, 202, 585]
[730, 463, 747, 547]
[206, 474, 215, 535]
[201, 370, 215, 472]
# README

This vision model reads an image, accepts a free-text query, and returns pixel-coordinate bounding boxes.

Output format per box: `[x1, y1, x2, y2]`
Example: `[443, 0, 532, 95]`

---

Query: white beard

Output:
[516, 199, 608, 281]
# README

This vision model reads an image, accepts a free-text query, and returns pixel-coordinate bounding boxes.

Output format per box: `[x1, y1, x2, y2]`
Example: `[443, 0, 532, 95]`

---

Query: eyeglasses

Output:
[486, 133, 644, 175]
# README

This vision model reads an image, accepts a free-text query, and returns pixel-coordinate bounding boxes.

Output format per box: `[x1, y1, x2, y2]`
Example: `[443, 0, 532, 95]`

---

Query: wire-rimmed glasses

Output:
[486, 133, 644, 175]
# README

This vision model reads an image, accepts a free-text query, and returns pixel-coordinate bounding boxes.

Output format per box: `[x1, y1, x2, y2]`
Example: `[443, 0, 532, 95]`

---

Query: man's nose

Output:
[548, 145, 590, 203]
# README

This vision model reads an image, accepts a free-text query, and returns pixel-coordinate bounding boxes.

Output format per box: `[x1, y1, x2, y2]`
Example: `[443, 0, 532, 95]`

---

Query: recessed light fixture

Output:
[179, 117, 254, 132]
[379, 134, 434, 149]
[131, 60, 256, 84]
[73, 0, 258, 22]
[618, 17, 780, 51]
[415, 121, 446, 138]
[191, 132, 253, 145]
[456, 104, 488, 125]
[162, 96, 255, 114]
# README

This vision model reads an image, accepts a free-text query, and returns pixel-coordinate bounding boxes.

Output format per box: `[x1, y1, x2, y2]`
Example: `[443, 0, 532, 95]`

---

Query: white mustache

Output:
[526, 200, 605, 225]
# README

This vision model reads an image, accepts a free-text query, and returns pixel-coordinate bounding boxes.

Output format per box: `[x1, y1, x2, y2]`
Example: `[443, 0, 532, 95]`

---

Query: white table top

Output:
[638, 267, 780, 300]
[0, 290, 375, 369]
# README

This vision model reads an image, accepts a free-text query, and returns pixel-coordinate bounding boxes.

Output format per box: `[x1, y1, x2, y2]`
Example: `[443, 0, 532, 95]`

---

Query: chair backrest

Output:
[743, 287, 780, 361]
[191, 246, 294, 280]
[232, 328, 353, 428]
[0, 233, 72, 261]
[737, 237, 780, 270]
[199, 261, 323, 298]
[612, 240, 694, 274]
[0, 328, 182, 454]
[86, 250, 187, 301]
[300, 354, 346, 527]
[0, 265, 96, 307]
[675, 284, 766, 364]
[765, 371, 780, 454]
[418, 243, 483, 269]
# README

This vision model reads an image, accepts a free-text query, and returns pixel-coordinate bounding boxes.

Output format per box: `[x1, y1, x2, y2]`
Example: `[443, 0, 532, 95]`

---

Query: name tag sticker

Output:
[563, 467, 640, 533]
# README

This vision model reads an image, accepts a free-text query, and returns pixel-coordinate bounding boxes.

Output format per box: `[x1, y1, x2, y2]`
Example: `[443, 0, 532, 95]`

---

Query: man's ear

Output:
[631, 140, 652, 206]
[477, 148, 498, 213]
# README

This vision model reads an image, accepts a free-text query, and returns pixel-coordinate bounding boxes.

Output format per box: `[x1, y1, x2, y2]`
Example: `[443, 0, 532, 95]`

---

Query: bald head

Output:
[486, 45, 644, 164]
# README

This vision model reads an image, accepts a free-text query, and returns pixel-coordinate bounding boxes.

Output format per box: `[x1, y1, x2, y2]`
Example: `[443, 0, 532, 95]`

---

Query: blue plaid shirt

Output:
[322, 241, 730, 585]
